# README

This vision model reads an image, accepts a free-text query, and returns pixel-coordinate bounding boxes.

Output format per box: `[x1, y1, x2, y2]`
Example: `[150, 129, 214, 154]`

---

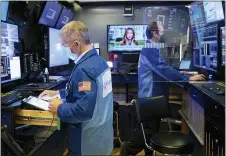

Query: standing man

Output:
[120, 21, 205, 156]
[39, 21, 113, 156]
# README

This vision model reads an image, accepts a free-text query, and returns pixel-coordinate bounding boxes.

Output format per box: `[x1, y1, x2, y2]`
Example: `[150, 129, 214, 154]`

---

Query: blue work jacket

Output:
[58, 49, 113, 155]
[138, 44, 189, 98]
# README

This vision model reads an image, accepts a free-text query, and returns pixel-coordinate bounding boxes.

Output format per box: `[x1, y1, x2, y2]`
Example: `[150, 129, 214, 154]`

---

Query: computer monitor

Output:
[203, 2, 224, 24]
[189, 1, 206, 27]
[107, 25, 148, 52]
[221, 26, 225, 66]
[55, 7, 74, 29]
[1, 1, 9, 21]
[1, 22, 21, 83]
[38, 1, 62, 27]
[179, 60, 191, 70]
[48, 28, 69, 67]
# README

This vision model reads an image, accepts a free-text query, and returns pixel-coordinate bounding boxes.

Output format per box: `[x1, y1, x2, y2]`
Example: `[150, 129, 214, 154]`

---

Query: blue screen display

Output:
[1, 1, 9, 21]
[55, 8, 74, 29]
[38, 1, 62, 27]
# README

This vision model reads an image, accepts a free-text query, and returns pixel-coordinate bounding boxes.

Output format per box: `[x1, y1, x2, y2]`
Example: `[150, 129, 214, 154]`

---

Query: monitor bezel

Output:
[1, 21, 22, 84]
[38, 1, 63, 28]
[107, 24, 148, 53]
[47, 27, 69, 68]
[55, 6, 74, 30]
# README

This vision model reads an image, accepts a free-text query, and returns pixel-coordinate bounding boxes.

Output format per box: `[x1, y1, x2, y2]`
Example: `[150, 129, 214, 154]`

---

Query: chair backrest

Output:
[135, 95, 170, 123]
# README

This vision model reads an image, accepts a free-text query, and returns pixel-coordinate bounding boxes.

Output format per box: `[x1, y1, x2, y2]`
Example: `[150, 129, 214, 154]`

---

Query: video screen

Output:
[38, 1, 62, 27]
[1, 22, 21, 83]
[1, 1, 9, 21]
[203, 2, 224, 24]
[221, 27, 225, 65]
[108, 25, 148, 52]
[49, 28, 69, 67]
[55, 8, 74, 29]
[189, 2, 206, 27]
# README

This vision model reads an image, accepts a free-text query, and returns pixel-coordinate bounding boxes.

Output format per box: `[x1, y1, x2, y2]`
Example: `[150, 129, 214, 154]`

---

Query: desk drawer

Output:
[14, 109, 57, 126]
[205, 99, 225, 132]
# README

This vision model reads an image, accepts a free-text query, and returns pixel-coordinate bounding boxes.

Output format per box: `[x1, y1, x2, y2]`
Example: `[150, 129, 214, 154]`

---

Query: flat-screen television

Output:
[1, 1, 9, 21]
[1, 22, 21, 83]
[38, 1, 62, 27]
[203, 2, 224, 24]
[221, 26, 225, 66]
[55, 7, 74, 29]
[48, 28, 69, 67]
[107, 25, 148, 52]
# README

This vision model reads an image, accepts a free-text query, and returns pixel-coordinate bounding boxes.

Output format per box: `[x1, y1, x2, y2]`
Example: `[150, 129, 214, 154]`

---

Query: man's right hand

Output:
[189, 74, 206, 81]
[38, 90, 59, 99]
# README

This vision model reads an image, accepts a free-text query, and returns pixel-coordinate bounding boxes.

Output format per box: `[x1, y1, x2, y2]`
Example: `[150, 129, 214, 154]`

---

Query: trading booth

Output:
[1, 1, 225, 156]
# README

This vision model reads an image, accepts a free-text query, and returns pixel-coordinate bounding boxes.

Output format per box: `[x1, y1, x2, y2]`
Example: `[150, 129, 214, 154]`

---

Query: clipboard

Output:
[23, 96, 50, 111]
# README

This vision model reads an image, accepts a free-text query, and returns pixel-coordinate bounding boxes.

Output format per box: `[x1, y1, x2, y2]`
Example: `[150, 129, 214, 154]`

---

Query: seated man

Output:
[120, 21, 205, 156]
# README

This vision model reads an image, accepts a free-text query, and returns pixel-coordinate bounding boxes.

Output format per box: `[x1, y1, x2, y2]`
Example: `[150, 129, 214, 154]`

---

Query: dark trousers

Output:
[120, 119, 161, 156]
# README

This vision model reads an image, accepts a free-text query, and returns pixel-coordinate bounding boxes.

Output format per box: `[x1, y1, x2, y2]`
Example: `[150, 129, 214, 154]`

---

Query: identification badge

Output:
[102, 69, 112, 98]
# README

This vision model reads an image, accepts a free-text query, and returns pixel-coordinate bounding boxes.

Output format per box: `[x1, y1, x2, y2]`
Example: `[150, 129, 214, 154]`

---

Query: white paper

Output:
[25, 96, 50, 111]
[41, 94, 61, 101]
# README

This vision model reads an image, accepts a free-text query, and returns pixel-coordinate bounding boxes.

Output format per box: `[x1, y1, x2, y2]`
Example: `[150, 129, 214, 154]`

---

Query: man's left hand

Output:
[48, 98, 63, 113]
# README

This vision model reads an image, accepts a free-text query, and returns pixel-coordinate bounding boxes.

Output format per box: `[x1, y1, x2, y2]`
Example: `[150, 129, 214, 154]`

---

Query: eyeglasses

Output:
[62, 40, 76, 49]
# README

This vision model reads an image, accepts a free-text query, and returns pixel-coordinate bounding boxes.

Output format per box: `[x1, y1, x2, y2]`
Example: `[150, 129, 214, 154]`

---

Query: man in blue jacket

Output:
[39, 21, 113, 156]
[120, 22, 205, 156]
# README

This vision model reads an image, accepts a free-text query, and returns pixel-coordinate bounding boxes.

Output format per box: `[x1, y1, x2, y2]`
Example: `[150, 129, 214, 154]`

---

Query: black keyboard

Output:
[1, 90, 33, 105]
[20, 82, 59, 91]
[202, 82, 225, 95]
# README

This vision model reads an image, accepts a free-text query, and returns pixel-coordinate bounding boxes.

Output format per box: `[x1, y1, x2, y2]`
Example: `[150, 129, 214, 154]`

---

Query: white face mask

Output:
[64, 47, 78, 61]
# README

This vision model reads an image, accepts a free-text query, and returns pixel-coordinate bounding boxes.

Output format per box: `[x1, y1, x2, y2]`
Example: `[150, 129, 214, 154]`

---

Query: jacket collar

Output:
[75, 48, 97, 67]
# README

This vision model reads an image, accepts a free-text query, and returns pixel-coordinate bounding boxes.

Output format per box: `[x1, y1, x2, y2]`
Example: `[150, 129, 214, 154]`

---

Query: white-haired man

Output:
[39, 21, 113, 156]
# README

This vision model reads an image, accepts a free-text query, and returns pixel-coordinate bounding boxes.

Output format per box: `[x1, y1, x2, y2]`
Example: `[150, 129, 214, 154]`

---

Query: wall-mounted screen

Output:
[55, 7, 74, 29]
[107, 25, 148, 52]
[38, 1, 62, 27]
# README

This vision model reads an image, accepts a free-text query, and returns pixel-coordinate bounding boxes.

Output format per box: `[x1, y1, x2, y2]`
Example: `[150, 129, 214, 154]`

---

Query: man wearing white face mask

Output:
[39, 21, 113, 156]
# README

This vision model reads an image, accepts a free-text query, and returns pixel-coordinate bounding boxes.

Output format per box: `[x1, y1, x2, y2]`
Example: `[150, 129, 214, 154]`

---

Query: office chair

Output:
[133, 96, 194, 156]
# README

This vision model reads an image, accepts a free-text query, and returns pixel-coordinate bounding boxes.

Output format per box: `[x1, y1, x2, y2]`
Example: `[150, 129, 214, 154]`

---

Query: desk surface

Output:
[189, 81, 225, 107]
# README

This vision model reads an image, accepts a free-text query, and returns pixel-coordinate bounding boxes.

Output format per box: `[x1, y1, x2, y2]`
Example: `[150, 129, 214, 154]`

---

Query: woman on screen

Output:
[121, 28, 138, 46]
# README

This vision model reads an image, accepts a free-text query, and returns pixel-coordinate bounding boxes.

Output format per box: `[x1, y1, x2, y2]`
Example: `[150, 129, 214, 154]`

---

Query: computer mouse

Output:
[26, 83, 39, 87]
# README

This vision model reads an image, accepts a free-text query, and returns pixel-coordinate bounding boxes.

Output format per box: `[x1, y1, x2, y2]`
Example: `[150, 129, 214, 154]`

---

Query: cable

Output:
[45, 113, 56, 136]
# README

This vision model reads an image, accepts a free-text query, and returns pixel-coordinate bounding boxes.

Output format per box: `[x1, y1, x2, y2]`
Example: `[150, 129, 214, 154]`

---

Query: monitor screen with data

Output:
[203, 2, 224, 24]
[221, 26, 225, 66]
[48, 28, 69, 67]
[1, 1, 9, 21]
[1, 22, 21, 83]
